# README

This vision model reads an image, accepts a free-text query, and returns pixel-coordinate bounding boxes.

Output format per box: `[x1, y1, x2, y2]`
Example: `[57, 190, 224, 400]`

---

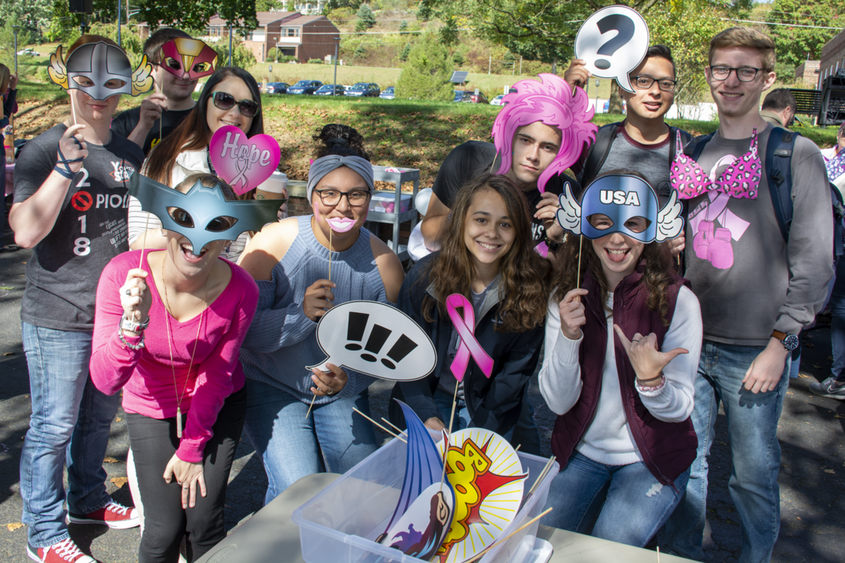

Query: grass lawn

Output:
[9, 78, 840, 188]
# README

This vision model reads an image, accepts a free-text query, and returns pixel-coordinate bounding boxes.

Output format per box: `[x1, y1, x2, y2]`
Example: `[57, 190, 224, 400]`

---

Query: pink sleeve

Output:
[90, 254, 144, 396]
[176, 271, 259, 463]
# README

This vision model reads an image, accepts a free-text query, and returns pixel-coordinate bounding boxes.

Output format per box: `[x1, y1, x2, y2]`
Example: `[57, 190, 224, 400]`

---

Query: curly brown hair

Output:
[311, 124, 370, 161]
[553, 232, 675, 325]
[423, 173, 551, 332]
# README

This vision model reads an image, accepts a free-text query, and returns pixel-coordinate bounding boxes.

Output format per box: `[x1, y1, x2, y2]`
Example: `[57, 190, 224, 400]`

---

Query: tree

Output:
[400, 42, 411, 61]
[396, 33, 454, 101]
[0, 0, 56, 42]
[647, 0, 727, 115]
[766, 0, 843, 70]
[439, 16, 458, 47]
[452, 50, 464, 67]
[399, 19, 408, 32]
[136, 0, 258, 34]
[355, 4, 376, 32]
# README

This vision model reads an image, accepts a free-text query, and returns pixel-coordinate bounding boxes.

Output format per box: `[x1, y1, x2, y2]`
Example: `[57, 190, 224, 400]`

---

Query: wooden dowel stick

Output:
[526, 456, 556, 498]
[439, 380, 460, 487]
[575, 235, 584, 290]
[304, 391, 317, 419]
[381, 417, 405, 436]
[463, 507, 554, 563]
[354, 407, 407, 443]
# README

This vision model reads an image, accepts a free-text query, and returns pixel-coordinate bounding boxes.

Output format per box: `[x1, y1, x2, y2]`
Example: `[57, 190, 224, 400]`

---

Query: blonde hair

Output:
[709, 27, 776, 74]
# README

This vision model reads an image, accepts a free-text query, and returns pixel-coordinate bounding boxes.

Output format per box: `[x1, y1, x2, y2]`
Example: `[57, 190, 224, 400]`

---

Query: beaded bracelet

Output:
[117, 327, 145, 350]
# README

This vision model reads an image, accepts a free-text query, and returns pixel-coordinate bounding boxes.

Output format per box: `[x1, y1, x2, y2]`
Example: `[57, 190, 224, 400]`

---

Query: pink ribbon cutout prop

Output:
[209, 125, 281, 195]
[446, 293, 494, 381]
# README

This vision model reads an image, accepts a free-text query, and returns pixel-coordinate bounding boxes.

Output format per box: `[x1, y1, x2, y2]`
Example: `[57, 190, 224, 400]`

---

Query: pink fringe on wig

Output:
[491, 73, 597, 193]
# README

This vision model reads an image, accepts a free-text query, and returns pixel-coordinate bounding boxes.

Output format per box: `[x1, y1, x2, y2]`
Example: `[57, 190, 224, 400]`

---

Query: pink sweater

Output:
[91, 250, 259, 462]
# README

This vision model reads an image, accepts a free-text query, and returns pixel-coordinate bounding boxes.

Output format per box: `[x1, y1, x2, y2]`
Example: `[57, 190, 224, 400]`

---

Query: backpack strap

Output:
[668, 126, 693, 164]
[685, 132, 715, 160]
[580, 122, 621, 189]
[765, 127, 796, 242]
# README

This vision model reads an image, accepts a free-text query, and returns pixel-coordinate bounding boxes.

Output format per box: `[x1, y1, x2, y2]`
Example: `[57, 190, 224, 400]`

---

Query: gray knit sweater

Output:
[240, 215, 387, 404]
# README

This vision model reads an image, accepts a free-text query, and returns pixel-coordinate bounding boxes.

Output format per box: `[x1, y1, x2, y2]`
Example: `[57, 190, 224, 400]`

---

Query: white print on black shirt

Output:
[71, 161, 135, 256]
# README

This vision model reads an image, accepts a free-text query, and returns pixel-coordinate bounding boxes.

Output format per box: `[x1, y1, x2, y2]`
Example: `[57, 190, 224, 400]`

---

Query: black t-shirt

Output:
[111, 106, 195, 156]
[14, 124, 144, 331]
[431, 141, 579, 243]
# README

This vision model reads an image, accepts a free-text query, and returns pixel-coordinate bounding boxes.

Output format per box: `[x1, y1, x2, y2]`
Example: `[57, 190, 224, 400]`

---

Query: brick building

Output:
[819, 28, 845, 88]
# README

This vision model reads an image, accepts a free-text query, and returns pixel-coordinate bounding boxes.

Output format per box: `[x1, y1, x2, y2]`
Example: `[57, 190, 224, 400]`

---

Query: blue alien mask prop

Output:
[556, 174, 684, 243]
[129, 173, 285, 256]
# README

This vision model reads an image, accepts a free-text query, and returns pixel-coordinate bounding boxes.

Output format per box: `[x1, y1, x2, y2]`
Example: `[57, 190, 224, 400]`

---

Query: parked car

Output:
[379, 86, 396, 100]
[287, 80, 323, 95]
[453, 90, 489, 104]
[17, 48, 38, 56]
[265, 82, 289, 95]
[602, 100, 627, 114]
[345, 82, 380, 97]
[314, 84, 346, 96]
[490, 94, 505, 106]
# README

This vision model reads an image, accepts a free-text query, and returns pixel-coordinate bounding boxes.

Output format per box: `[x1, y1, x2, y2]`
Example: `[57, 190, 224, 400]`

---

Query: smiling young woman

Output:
[128, 67, 271, 262]
[236, 124, 405, 504]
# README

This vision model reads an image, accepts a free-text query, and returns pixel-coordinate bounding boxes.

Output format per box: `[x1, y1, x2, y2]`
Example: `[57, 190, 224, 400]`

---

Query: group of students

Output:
[7, 23, 838, 563]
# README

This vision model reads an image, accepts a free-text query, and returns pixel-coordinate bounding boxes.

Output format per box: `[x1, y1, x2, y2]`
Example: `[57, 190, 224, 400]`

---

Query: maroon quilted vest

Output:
[549, 265, 698, 487]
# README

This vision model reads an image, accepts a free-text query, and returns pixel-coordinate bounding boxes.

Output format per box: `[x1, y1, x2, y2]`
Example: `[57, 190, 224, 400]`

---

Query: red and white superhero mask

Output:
[160, 38, 217, 81]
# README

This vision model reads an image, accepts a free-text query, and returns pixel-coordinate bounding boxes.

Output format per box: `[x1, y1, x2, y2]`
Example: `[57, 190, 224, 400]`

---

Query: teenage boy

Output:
[111, 28, 213, 155]
[564, 44, 689, 202]
[420, 73, 595, 254]
[661, 27, 834, 563]
[10, 35, 144, 563]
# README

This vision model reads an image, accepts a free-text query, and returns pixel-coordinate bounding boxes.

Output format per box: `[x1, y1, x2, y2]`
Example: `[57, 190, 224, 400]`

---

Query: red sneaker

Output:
[27, 538, 96, 562]
[67, 500, 140, 529]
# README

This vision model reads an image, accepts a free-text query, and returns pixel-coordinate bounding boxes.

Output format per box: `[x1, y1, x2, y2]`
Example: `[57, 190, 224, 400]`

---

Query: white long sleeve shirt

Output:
[539, 286, 703, 466]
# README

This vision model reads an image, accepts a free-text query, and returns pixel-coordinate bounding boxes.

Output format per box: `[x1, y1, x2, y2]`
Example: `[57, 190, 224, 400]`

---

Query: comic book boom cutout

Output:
[447, 294, 493, 381]
[575, 6, 649, 93]
[378, 401, 454, 562]
[49, 42, 153, 100]
[307, 301, 437, 381]
[160, 38, 217, 80]
[209, 126, 281, 195]
[556, 175, 684, 243]
[435, 429, 526, 563]
[128, 173, 282, 255]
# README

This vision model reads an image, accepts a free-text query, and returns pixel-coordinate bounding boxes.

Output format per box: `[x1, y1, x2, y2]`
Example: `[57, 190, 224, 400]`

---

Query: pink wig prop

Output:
[492, 73, 597, 193]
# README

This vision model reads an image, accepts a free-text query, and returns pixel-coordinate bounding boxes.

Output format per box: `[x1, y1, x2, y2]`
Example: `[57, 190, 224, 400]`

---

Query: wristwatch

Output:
[772, 330, 799, 351]
[120, 314, 150, 334]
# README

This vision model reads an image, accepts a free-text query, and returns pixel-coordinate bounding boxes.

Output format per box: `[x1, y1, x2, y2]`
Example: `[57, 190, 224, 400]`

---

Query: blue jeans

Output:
[544, 451, 689, 547]
[660, 340, 790, 563]
[830, 259, 845, 383]
[243, 379, 378, 505]
[20, 323, 121, 548]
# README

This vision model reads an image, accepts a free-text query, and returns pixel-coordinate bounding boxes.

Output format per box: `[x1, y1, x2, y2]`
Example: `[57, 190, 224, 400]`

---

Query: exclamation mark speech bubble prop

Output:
[307, 301, 437, 381]
[574, 6, 649, 93]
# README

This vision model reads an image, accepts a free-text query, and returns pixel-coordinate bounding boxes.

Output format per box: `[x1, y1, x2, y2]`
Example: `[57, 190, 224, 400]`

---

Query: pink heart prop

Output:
[209, 125, 281, 195]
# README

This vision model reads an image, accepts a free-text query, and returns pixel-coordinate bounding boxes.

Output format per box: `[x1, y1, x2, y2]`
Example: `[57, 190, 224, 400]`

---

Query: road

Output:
[1, 225, 843, 562]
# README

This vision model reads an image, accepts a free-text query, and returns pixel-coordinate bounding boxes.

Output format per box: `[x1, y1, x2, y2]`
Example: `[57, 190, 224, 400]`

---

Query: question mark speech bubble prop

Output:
[575, 6, 649, 93]
[307, 301, 437, 381]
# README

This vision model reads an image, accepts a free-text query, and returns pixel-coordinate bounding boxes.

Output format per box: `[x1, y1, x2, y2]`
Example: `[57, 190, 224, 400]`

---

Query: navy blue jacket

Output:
[389, 253, 545, 434]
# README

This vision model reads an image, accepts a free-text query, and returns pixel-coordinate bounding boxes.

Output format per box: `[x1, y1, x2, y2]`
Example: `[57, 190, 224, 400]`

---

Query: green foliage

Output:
[0, 0, 54, 41]
[399, 20, 408, 32]
[355, 4, 377, 32]
[396, 33, 454, 101]
[137, 0, 257, 34]
[286, 0, 296, 11]
[256, 0, 285, 10]
[452, 51, 464, 67]
[212, 39, 257, 68]
[308, 58, 324, 64]
[0, 18, 33, 69]
[647, 0, 728, 109]
[766, 0, 843, 69]
[416, 3, 432, 21]
[400, 42, 412, 62]
[439, 16, 458, 47]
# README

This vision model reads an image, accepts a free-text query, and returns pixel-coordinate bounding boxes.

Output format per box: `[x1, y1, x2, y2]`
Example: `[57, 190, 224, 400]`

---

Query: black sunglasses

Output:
[211, 91, 260, 118]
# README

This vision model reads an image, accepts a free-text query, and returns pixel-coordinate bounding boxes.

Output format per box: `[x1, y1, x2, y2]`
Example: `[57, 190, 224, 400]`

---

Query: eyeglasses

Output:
[631, 75, 677, 92]
[313, 188, 371, 207]
[709, 66, 761, 82]
[211, 91, 260, 118]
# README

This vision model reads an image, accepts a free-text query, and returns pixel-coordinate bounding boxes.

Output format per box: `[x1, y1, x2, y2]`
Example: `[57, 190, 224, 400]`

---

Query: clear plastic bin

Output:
[292, 434, 559, 563]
